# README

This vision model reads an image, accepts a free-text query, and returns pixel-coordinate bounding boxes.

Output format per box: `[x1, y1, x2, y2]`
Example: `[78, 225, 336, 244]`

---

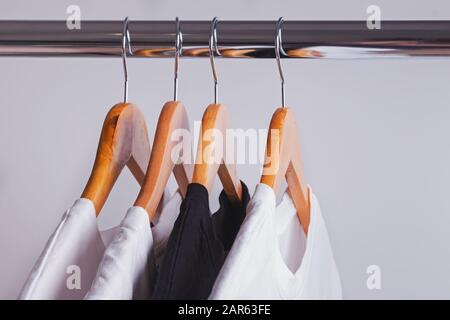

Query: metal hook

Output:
[122, 17, 132, 103]
[209, 17, 221, 104]
[173, 17, 183, 101]
[275, 17, 287, 108]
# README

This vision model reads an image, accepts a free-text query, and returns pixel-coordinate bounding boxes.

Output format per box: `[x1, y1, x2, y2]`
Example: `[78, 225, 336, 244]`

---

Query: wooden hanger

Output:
[260, 17, 310, 234]
[82, 18, 157, 216]
[192, 103, 242, 204]
[134, 19, 192, 220]
[260, 107, 310, 234]
[191, 17, 242, 204]
[81, 102, 151, 215]
[134, 100, 192, 219]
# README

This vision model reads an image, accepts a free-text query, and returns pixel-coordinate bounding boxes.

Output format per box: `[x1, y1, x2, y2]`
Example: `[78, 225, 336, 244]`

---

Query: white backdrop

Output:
[1, 0, 450, 299]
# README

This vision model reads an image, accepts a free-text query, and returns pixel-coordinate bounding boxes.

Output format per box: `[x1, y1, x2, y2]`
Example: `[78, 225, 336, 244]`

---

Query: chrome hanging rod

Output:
[1, 20, 450, 59]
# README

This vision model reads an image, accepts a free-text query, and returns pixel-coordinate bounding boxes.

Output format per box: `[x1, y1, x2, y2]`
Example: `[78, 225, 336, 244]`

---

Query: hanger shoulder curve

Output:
[260, 107, 310, 233]
[81, 102, 151, 215]
[134, 100, 191, 219]
[192, 103, 242, 203]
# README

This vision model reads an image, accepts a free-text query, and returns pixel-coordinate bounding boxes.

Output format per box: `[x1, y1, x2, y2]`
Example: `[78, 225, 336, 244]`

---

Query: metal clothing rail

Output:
[1, 20, 450, 59]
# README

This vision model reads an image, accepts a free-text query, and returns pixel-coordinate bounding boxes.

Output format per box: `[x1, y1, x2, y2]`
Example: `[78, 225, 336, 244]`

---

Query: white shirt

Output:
[86, 192, 182, 300]
[19, 189, 182, 300]
[209, 183, 342, 300]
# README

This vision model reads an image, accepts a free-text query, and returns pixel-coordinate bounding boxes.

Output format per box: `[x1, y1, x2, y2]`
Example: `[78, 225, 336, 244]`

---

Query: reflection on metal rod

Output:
[1, 20, 450, 59]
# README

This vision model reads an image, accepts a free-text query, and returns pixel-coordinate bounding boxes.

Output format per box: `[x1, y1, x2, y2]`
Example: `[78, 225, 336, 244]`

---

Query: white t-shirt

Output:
[209, 183, 342, 300]
[19, 189, 182, 300]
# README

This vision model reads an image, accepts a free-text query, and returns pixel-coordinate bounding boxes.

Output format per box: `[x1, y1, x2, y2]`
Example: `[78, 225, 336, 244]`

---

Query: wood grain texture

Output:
[192, 103, 242, 204]
[260, 107, 311, 234]
[134, 101, 192, 219]
[81, 102, 151, 215]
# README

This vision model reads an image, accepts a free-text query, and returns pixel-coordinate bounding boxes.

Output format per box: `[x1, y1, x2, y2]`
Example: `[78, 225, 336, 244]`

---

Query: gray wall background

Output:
[1, 0, 450, 299]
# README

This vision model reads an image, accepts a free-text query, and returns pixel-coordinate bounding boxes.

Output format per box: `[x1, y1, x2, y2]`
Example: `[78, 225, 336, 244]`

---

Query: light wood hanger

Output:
[192, 103, 242, 203]
[134, 18, 192, 220]
[260, 107, 310, 234]
[260, 17, 310, 234]
[82, 18, 154, 215]
[81, 102, 151, 215]
[191, 17, 242, 204]
[134, 100, 191, 219]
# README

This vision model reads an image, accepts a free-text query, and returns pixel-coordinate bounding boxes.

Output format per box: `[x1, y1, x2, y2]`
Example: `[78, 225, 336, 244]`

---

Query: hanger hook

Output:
[173, 17, 183, 101]
[122, 17, 133, 103]
[275, 17, 287, 108]
[209, 17, 221, 104]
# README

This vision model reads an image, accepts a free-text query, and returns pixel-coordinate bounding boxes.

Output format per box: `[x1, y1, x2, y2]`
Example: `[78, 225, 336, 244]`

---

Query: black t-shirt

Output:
[152, 181, 250, 300]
